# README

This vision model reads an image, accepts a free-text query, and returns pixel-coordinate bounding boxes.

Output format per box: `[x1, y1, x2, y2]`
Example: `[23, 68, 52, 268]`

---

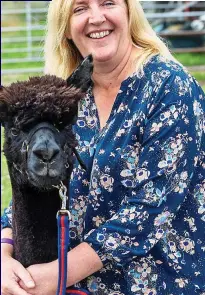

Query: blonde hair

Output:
[44, 0, 177, 79]
[44, 0, 82, 79]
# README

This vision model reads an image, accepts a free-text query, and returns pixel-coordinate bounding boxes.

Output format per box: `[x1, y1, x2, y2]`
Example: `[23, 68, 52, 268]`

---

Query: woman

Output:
[1, 0, 205, 294]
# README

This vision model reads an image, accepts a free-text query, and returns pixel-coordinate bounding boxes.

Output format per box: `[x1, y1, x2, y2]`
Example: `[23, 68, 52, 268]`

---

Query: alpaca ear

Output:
[0, 86, 10, 125]
[66, 54, 93, 92]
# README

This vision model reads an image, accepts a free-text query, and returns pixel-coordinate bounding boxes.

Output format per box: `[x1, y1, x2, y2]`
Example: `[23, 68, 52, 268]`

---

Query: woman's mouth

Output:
[87, 30, 112, 39]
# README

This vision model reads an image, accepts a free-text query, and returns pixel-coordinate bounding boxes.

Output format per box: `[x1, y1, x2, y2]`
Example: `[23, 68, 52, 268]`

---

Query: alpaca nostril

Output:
[51, 148, 60, 159]
[33, 146, 60, 162]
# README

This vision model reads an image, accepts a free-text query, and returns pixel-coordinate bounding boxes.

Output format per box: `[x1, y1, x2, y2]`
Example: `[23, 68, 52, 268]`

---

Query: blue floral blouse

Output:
[2, 55, 205, 295]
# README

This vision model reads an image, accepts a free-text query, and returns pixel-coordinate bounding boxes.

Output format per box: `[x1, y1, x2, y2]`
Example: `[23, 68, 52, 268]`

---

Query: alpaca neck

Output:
[12, 181, 63, 267]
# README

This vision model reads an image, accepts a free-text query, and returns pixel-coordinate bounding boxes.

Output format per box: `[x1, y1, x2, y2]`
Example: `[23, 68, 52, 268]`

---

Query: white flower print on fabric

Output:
[179, 238, 195, 254]
[70, 195, 88, 240]
[77, 91, 98, 129]
[100, 174, 114, 192]
[120, 143, 142, 188]
[127, 257, 158, 295]
[193, 180, 205, 222]
[175, 278, 189, 288]
[92, 215, 105, 227]
[174, 76, 191, 96]
[154, 211, 172, 226]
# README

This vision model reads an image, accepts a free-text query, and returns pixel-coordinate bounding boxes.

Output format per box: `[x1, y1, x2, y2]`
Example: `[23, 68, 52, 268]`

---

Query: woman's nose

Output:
[88, 6, 106, 25]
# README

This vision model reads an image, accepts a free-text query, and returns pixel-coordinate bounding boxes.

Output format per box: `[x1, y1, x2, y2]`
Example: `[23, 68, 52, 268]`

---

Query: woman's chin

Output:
[92, 51, 116, 63]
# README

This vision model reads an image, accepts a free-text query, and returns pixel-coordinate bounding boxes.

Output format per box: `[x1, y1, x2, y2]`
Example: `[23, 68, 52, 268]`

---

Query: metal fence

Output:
[1, 1, 49, 81]
[1, 1, 205, 82]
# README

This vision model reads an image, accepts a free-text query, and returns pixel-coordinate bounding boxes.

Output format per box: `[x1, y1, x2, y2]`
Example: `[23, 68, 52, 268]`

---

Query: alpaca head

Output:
[0, 55, 93, 190]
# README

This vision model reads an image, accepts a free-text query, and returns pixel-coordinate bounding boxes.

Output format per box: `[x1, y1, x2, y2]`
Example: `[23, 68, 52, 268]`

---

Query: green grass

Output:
[1, 128, 11, 215]
[2, 62, 44, 70]
[2, 72, 43, 86]
[173, 52, 205, 66]
[2, 51, 43, 59]
[2, 29, 45, 39]
[190, 72, 205, 90]
[2, 41, 43, 50]
[191, 72, 205, 81]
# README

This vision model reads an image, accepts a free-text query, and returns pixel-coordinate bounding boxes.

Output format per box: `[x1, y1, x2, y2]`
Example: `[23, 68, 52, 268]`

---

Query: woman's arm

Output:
[66, 242, 103, 286]
[18, 242, 103, 295]
[1, 222, 35, 295]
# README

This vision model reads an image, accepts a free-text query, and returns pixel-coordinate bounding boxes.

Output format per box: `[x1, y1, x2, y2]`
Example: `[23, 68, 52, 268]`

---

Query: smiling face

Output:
[69, 0, 132, 63]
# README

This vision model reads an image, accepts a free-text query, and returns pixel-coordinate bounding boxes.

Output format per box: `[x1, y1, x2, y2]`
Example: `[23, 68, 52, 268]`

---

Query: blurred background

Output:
[1, 1, 205, 214]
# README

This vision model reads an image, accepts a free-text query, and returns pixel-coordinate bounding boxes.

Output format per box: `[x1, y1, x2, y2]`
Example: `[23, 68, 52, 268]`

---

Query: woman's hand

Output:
[19, 261, 58, 295]
[18, 242, 103, 295]
[1, 244, 35, 295]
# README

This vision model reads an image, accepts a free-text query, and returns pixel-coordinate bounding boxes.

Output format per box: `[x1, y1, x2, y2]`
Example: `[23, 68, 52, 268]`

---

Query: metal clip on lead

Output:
[59, 183, 67, 210]
[56, 182, 71, 220]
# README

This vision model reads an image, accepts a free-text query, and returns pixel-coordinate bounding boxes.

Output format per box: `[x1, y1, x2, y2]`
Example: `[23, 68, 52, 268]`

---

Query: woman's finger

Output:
[10, 283, 33, 295]
[2, 280, 32, 295]
[14, 263, 35, 289]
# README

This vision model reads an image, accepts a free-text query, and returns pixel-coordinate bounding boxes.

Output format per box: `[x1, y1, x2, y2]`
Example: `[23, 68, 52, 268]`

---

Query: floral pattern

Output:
[2, 55, 205, 294]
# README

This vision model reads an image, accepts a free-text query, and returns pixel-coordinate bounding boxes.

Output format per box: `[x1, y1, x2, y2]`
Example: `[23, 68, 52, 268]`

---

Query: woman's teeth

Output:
[89, 30, 111, 39]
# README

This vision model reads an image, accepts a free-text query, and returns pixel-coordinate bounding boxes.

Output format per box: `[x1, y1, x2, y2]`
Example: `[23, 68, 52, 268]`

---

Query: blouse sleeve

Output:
[83, 69, 204, 267]
[1, 200, 12, 229]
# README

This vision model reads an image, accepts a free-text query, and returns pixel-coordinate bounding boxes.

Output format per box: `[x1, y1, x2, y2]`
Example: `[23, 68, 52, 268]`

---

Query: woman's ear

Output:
[65, 25, 72, 40]
[66, 33, 72, 40]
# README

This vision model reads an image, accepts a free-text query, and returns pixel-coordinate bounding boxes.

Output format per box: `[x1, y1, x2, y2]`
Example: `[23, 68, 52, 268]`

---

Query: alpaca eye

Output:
[10, 128, 19, 136]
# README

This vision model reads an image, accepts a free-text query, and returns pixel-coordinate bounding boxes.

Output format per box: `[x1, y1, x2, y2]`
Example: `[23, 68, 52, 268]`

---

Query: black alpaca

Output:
[0, 56, 93, 267]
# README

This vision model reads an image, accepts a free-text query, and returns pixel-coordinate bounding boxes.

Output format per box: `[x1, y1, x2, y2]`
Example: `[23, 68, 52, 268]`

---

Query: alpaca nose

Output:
[33, 144, 60, 162]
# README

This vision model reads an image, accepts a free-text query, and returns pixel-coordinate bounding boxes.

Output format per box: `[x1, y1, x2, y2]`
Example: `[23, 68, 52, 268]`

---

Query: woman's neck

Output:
[92, 45, 141, 91]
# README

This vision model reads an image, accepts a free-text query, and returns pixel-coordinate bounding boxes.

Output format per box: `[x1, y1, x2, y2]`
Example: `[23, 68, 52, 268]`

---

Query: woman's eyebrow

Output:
[74, 0, 103, 5]
[74, 0, 88, 5]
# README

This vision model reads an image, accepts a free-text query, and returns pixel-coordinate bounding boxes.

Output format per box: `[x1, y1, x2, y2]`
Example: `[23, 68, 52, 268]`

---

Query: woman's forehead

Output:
[73, 0, 119, 4]
[74, 0, 90, 3]
[74, 0, 97, 3]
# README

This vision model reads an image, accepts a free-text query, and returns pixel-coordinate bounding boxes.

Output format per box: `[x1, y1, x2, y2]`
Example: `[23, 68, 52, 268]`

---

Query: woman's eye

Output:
[103, 1, 114, 6]
[73, 6, 86, 13]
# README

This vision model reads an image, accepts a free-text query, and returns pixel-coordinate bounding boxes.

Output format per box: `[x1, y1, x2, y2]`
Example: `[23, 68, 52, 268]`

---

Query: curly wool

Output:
[1, 75, 84, 129]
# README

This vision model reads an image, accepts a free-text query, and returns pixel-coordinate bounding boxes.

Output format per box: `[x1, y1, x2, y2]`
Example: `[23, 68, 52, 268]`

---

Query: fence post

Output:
[26, 1, 32, 59]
